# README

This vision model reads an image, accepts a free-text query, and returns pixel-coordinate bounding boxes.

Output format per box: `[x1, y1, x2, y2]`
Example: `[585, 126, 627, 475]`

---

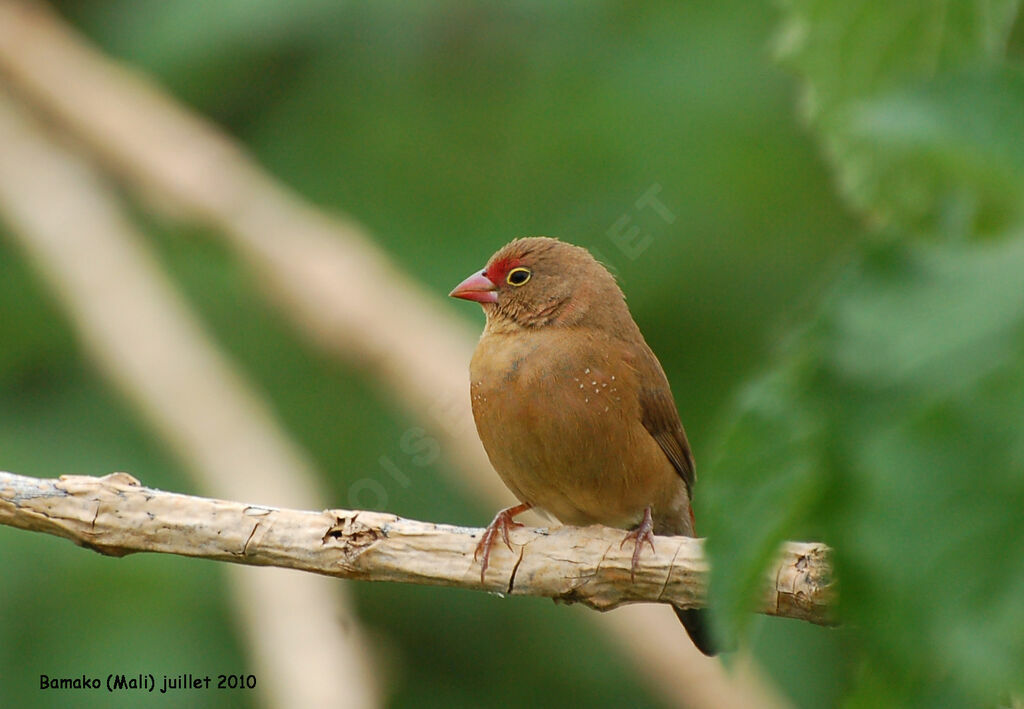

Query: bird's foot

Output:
[620, 506, 656, 582]
[474, 503, 532, 584]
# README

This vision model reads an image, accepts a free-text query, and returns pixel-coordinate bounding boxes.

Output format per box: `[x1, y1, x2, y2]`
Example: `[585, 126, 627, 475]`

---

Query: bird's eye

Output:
[506, 267, 531, 286]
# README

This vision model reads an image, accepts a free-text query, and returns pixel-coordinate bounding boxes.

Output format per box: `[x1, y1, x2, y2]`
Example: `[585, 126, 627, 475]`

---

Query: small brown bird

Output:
[450, 236, 714, 656]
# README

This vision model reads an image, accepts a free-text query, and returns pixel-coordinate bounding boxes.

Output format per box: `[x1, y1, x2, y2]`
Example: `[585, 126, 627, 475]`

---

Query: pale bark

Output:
[0, 471, 834, 625]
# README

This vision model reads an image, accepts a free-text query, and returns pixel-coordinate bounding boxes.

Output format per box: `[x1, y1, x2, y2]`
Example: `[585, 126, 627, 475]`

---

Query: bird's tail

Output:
[658, 505, 716, 655]
[674, 606, 717, 656]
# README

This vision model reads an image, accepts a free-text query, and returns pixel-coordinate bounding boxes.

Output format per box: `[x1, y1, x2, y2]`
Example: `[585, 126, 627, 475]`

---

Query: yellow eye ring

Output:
[506, 267, 531, 286]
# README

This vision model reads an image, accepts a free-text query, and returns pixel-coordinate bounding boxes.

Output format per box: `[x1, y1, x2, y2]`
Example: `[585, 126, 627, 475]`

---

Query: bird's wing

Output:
[635, 346, 696, 495]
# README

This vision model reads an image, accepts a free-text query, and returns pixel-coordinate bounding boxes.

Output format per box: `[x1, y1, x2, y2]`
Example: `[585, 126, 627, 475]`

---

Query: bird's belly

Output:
[471, 351, 678, 529]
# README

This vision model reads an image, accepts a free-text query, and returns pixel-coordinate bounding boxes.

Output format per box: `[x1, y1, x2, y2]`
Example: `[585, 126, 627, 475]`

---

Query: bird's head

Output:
[449, 237, 629, 332]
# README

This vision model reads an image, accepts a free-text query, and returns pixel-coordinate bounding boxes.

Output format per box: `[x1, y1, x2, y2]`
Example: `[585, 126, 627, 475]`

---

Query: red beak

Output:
[449, 270, 498, 304]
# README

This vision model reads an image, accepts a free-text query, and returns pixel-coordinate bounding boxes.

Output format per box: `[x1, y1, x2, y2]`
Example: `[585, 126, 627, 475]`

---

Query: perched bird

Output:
[449, 236, 715, 656]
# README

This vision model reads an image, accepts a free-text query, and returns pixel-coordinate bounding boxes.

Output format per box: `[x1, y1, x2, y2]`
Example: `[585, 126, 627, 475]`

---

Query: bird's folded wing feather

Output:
[635, 347, 696, 494]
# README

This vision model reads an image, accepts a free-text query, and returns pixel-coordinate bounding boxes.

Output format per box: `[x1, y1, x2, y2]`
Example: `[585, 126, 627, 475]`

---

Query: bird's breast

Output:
[469, 330, 679, 528]
[470, 331, 629, 426]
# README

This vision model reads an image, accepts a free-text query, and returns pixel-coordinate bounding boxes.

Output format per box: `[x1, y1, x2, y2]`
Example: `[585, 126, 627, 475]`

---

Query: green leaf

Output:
[700, 357, 828, 641]
[775, 0, 1023, 234]
[704, 235, 1024, 706]
[820, 237, 1024, 706]
[835, 68, 1024, 236]
[776, 0, 1020, 119]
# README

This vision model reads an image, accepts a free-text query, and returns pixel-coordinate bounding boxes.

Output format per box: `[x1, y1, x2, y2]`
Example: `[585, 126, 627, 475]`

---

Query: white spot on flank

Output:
[602, 382, 607, 388]
[604, 406, 609, 412]
[579, 383, 584, 389]
[611, 375, 615, 381]
[594, 388, 599, 393]
[585, 368, 591, 374]
[591, 381, 597, 386]
[585, 397, 590, 403]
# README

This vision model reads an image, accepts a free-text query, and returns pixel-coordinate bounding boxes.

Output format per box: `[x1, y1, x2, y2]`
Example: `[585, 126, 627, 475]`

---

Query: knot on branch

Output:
[323, 514, 386, 563]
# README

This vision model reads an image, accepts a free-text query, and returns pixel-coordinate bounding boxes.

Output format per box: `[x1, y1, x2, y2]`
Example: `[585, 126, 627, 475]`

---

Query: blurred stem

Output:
[0, 86, 379, 709]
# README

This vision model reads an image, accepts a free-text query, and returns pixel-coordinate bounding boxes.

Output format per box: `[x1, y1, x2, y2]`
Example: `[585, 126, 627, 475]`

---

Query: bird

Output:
[449, 236, 715, 656]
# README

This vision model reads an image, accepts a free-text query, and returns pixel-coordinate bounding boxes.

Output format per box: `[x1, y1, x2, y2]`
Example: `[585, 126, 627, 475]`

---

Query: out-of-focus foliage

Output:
[705, 238, 1024, 706]
[839, 68, 1024, 236]
[1, 1, 1019, 708]
[704, 1, 1024, 707]
[776, 0, 1023, 235]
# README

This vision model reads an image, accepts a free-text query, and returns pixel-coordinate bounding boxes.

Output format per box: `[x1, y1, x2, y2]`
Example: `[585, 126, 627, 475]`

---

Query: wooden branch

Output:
[0, 471, 833, 623]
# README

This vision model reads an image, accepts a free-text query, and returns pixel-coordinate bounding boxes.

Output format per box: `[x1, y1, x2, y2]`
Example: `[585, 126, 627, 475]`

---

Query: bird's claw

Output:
[620, 506, 656, 582]
[475, 503, 531, 584]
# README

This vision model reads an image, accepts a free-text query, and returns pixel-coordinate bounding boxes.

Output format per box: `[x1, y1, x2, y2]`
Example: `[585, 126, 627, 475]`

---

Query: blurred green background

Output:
[1, 1, 1022, 708]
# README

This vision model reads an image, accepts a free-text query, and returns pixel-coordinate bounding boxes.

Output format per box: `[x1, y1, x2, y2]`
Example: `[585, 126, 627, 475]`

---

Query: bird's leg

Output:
[474, 503, 532, 584]
[620, 506, 656, 582]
